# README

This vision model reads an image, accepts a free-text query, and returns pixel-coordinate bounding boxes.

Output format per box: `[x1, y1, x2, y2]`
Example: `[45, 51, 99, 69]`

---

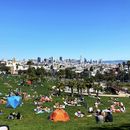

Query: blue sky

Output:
[0, 0, 130, 60]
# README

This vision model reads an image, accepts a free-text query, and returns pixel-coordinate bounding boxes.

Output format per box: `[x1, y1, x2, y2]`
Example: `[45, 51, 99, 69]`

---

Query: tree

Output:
[35, 67, 46, 77]
[104, 70, 116, 82]
[79, 80, 86, 95]
[118, 63, 121, 68]
[84, 80, 92, 96]
[127, 60, 130, 70]
[65, 68, 76, 79]
[105, 81, 114, 93]
[18, 70, 27, 75]
[106, 81, 113, 88]
[57, 69, 65, 79]
[0, 64, 10, 74]
[81, 68, 90, 80]
[27, 60, 34, 66]
[40, 67, 46, 76]
[122, 61, 126, 69]
[117, 70, 130, 82]
[75, 79, 85, 96]
[93, 82, 102, 97]
[55, 81, 65, 96]
[16, 64, 19, 70]
[95, 70, 104, 82]
[27, 67, 37, 82]
[67, 80, 76, 97]
[90, 66, 94, 72]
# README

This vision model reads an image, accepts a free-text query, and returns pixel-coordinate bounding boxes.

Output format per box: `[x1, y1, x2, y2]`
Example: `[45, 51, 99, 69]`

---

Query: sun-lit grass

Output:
[0, 75, 130, 130]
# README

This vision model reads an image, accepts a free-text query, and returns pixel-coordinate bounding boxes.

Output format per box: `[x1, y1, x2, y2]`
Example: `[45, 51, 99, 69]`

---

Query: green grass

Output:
[0, 75, 130, 130]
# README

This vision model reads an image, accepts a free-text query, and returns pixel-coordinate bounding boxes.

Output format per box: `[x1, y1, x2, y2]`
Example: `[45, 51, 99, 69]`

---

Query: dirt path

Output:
[64, 90, 130, 97]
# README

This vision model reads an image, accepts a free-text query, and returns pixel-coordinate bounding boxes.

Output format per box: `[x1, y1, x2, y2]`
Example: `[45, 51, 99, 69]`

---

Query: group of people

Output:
[53, 102, 65, 109]
[34, 105, 52, 114]
[39, 95, 53, 103]
[94, 109, 113, 123]
[0, 99, 6, 105]
[8, 112, 22, 120]
[110, 100, 126, 113]
[1, 85, 126, 125]
[34, 95, 53, 105]
[63, 97, 82, 107]
[33, 95, 53, 114]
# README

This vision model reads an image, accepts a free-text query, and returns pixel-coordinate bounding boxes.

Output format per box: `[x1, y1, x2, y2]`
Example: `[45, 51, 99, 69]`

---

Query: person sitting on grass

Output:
[94, 110, 104, 124]
[12, 112, 17, 119]
[16, 112, 22, 120]
[0, 109, 3, 115]
[53, 102, 60, 108]
[97, 111, 104, 123]
[8, 113, 15, 120]
[94, 101, 100, 110]
[120, 105, 126, 113]
[88, 107, 94, 113]
[105, 112, 113, 122]
[75, 109, 85, 118]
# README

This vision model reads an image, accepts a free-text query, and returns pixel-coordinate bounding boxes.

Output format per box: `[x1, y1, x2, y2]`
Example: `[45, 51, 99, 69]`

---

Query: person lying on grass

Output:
[53, 102, 65, 109]
[34, 105, 52, 114]
[34, 105, 44, 114]
[43, 107, 53, 113]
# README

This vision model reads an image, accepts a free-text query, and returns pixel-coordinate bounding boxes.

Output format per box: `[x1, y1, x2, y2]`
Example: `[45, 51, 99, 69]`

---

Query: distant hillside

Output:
[103, 60, 127, 64]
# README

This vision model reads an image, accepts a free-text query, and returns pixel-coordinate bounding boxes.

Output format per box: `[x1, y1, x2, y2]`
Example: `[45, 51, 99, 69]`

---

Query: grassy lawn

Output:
[0, 75, 130, 130]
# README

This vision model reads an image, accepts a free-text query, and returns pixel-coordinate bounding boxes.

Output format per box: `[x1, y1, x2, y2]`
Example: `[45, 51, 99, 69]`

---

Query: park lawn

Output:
[0, 76, 130, 130]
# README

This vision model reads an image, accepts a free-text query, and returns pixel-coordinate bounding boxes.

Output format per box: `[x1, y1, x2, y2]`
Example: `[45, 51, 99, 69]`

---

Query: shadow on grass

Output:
[89, 123, 130, 130]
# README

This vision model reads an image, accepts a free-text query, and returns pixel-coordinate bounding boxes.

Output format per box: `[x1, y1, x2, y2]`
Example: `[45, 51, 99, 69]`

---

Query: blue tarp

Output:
[6, 96, 22, 109]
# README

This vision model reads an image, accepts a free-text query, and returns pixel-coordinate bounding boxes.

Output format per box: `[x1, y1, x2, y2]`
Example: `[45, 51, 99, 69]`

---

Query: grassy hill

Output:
[0, 75, 130, 130]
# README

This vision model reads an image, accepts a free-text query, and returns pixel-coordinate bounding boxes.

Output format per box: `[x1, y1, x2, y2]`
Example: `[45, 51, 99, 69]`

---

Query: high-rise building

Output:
[98, 59, 102, 64]
[37, 57, 41, 63]
[84, 58, 87, 63]
[12, 57, 16, 63]
[59, 57, 63, 61]
[49, 57, 53, 63]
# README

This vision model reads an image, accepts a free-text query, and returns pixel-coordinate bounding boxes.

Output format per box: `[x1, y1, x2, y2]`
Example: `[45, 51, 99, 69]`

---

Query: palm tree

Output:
[65, 68, 76, 79]
[57, 69, 65, 79]
[75, 80, 80, 96]
[106, 81, 113, 88]
[67, 79, 76, 97]
[55, 80, 65, 96]
[93, 82, 102, 97]
[84, 80, 92, 96]
[79, 80, 86, 95]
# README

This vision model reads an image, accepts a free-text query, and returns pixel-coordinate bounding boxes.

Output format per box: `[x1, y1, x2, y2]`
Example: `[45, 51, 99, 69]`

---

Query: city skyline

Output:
[0, 0, 130, 60]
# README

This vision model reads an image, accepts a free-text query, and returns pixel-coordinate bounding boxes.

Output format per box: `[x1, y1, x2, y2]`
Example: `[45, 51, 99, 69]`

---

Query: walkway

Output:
[64, 90, 130, 98]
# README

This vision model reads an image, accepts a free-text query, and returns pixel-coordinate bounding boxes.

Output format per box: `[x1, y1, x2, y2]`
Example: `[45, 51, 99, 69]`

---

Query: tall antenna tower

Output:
[80, 55, 82, 64]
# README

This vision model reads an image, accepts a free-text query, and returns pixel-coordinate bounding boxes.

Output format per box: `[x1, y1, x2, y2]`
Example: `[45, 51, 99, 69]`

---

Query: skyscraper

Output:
[37, 57, 41, 63]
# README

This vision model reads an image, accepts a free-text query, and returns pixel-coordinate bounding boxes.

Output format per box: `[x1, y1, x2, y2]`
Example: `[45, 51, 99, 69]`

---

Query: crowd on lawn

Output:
[0, 79, 127, 125]
[87, 97, 126, 123]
